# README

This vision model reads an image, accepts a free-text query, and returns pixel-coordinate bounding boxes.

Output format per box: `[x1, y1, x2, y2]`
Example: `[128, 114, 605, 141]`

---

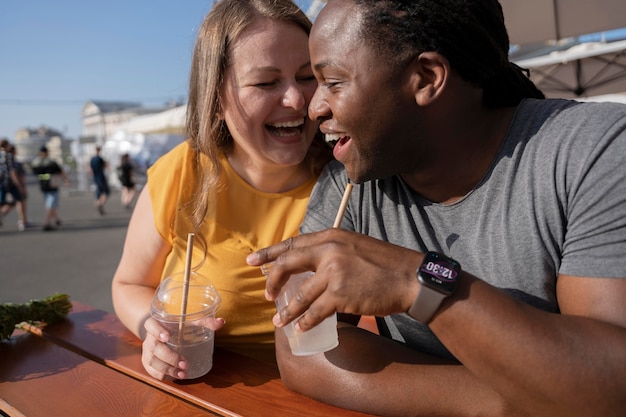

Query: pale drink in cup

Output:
[150, 272, 221, 379]
[274, 271, 339, 356]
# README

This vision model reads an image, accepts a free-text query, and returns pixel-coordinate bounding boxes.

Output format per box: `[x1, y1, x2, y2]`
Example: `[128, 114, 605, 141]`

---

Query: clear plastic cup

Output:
[150, 272, 221, 379]
[273, 271, 339, 356]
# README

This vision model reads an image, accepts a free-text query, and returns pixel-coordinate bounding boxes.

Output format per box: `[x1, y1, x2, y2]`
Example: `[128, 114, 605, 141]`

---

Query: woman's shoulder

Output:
[148, 141, 193, 174]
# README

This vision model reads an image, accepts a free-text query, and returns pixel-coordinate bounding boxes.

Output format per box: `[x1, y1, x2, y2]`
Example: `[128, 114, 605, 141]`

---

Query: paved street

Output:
[0, 178, 140, 313]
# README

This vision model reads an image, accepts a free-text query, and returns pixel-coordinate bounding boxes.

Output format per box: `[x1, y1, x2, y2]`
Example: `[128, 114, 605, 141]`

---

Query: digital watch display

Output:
[407, 251, 462, 323]
[418, 252, 461, 294]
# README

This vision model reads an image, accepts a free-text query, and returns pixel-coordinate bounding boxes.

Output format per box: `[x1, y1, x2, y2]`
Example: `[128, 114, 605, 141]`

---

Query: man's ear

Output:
[409, 51, 449, 106]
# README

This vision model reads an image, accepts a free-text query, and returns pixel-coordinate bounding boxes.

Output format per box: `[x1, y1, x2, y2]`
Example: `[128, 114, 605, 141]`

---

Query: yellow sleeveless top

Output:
[148, 142, 316, 363]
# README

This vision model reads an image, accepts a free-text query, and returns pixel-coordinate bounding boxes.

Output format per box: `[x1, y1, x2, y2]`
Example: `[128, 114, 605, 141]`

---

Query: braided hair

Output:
[352, 0, 544, 106]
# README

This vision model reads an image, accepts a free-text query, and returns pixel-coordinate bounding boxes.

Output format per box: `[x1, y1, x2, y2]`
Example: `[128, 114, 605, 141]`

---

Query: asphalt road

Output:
[0, 178, 139, 313]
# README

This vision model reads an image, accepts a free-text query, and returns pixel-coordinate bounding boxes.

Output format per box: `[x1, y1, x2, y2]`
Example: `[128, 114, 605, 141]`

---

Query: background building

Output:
[14, 126, 71, 168]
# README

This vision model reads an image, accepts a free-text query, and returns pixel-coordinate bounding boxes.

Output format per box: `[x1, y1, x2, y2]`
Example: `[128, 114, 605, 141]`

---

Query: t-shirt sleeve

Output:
[559, 104, 626, 278]
[147, 142, 192, 244]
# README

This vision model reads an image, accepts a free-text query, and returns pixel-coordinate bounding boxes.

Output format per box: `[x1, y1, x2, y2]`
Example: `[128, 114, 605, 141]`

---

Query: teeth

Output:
[269, 119, 304, 128]
[325, 133, 342, 143]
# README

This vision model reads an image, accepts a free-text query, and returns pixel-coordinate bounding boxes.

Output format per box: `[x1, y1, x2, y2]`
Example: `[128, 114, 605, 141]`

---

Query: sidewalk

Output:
[0, 179, 139, 313]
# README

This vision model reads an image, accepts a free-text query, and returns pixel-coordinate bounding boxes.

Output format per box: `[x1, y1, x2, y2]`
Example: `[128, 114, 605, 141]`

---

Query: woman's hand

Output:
[141, 316, 225, 380]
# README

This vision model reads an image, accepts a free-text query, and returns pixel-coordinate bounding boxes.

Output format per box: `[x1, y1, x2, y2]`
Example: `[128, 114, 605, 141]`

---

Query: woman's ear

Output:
[409, 51, 449, 106]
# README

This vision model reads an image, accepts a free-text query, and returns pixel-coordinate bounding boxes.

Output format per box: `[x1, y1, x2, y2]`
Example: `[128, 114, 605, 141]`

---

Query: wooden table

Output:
[0, 302, 374, 417]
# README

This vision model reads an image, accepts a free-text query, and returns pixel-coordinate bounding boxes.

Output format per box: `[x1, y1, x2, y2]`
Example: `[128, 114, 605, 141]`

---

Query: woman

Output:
[111, 0, 330, 380]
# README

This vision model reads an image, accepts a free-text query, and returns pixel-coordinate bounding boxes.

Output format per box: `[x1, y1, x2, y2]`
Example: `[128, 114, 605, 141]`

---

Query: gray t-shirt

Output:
[301, 98, 626, 359]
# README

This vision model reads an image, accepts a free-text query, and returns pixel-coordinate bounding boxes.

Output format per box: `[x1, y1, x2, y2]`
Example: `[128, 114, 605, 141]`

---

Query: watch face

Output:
[419, 252, 461, 294]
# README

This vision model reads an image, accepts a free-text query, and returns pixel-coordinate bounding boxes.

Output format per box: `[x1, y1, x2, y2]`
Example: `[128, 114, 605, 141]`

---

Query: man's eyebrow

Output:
[313, 61, 331, 72]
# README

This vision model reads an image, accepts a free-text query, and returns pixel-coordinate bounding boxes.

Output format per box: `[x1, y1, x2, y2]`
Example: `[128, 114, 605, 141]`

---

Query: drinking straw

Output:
[178, 232, 195, 343]
[333, 182, 353, 228]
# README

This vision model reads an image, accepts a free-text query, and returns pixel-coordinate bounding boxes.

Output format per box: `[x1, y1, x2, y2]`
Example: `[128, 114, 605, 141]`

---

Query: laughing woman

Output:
[111, 0, 331, 380]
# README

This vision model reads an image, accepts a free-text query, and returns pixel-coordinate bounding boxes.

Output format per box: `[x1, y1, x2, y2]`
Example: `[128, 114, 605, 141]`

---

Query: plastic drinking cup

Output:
[150, 272, 221, 379]
[274, 271, 339, 356]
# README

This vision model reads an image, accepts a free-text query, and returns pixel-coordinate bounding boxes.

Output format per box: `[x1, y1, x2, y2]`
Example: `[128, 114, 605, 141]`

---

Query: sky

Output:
[2, 1, 624, 141]
[0, 0, 314, 141]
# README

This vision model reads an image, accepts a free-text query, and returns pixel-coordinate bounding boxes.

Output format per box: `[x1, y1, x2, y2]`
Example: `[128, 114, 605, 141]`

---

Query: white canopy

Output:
[500, 0, 626, 46]
[514, 39, 626, 97]
[122, 105, 187, 135]
[577, 93, 626, 104]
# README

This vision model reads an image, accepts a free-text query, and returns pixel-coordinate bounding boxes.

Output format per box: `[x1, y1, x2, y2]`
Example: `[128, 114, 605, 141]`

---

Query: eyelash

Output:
[322, 81, 340, 89]
[254, 76, 316, 88]
[255, 82, 277, 87]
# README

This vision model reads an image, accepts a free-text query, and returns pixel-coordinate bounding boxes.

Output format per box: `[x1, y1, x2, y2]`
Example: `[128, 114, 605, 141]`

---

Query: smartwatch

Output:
[407, 251, 461, 323]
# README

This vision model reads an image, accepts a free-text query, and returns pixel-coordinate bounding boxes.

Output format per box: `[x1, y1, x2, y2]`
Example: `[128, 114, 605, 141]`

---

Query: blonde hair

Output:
[184, 0, 329, 230]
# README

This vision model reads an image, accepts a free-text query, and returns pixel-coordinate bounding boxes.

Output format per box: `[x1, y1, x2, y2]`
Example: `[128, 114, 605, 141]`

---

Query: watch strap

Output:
[407, 283, 448, 323]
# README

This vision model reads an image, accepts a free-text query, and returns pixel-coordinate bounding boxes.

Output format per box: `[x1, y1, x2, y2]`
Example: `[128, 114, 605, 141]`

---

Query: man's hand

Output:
[247, 228, 422, 331]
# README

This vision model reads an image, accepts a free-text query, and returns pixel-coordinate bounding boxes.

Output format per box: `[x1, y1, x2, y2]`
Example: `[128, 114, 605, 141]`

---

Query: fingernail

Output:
[246, 253, 257, 264]
[272, 313, 282, 327]
[159, 332, 168, 342]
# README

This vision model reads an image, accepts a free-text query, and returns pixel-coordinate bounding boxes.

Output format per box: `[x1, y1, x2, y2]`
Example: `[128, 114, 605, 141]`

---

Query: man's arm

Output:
[430, 273, 626, 417]
[275, 272, 626, 417]
[252, 231, 626, 417]
[275, 322, 519, 417]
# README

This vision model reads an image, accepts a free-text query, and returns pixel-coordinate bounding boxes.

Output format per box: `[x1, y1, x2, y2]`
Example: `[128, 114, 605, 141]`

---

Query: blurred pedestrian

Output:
[89, 146, 109, 215]
[0, 139, 27, 230]
[31, 146, 69, 231]
[117, 153, 136, 209]
[9, 145, 30, 229]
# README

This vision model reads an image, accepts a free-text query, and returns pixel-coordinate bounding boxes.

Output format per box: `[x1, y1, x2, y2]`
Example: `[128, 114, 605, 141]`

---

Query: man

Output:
[31, 146, 69, 231]
[89, 146, 109, 215]
[0, 139, 27, 230]
[247, 0, 626, 416]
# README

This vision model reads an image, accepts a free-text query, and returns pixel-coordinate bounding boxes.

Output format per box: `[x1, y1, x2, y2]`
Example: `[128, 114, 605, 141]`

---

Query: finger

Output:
[295, 291, 338, 332]
[264, 256, 313, 301]
[273, 272, 326, 328]
[247, 231, 332, 266]
[246, 236, 297, 266]
[143, 337, 188, 380]
[201, 316, 226, 331]
[292, 275, 338, 331]
[144, 317, 169, 343]
[142, 354, 165, 380]
[144, 353, 187, 380]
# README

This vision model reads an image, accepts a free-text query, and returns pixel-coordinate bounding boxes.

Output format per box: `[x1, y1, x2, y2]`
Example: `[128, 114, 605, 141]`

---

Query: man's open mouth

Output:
[324, 133, 350, 148]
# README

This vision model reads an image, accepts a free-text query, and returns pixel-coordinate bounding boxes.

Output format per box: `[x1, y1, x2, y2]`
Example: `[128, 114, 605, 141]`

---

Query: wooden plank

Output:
[0, 332, 218, 417]
[0, 398, 27, 417]
[38, 302, 373, 417]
